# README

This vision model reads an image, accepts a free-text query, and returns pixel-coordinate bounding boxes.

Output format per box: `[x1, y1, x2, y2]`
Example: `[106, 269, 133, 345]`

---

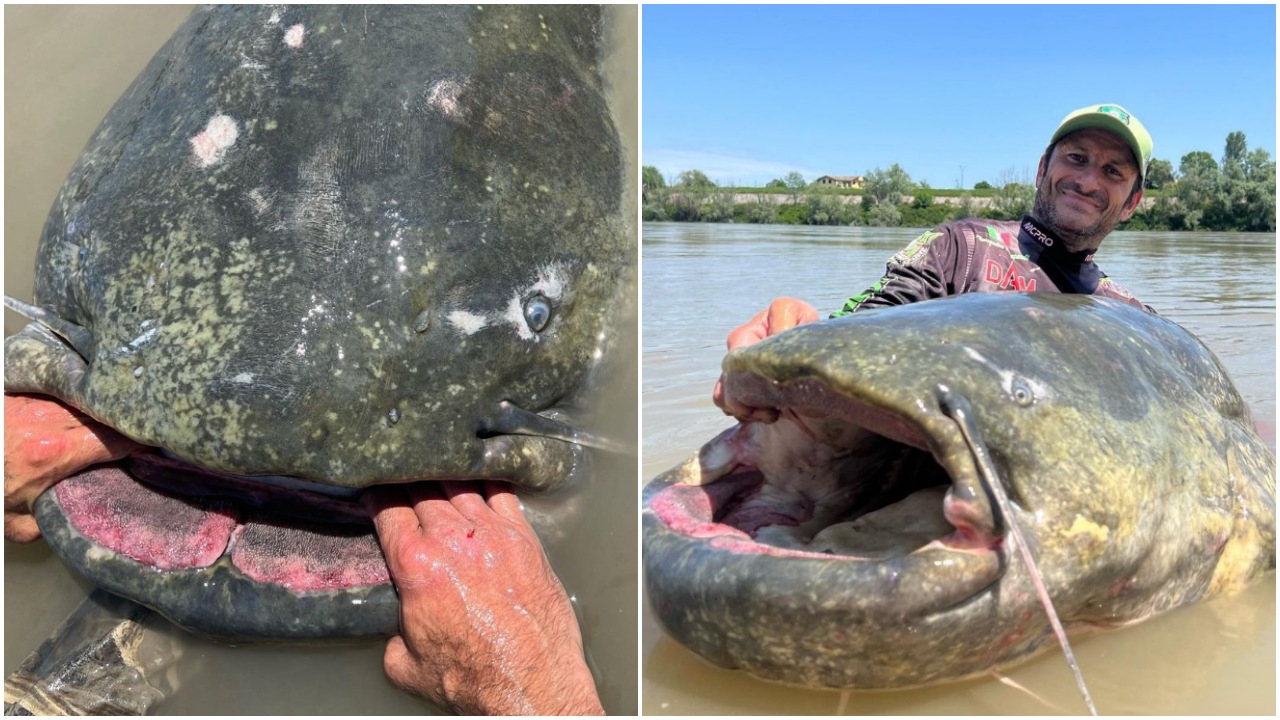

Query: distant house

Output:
[814, 175, 865, 189]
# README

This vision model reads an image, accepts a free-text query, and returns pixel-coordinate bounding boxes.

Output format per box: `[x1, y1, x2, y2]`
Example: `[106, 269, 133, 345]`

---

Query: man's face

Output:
[1033, 127, 1143, 252]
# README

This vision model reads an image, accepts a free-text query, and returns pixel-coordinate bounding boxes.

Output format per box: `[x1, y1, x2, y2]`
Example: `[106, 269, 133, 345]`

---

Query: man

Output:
[715, 103, 1155, 421]
[4, 393, 604, 715]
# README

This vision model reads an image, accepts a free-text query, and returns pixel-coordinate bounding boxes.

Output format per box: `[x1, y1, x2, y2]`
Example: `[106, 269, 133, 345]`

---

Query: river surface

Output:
[642, 221, 1276, 715]
[4, 6, 638, 715]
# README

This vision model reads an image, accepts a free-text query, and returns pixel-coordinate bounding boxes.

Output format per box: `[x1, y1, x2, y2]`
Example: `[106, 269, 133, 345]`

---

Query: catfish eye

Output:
[523, 295, 552, 332]
[1011, 379, 1035, 407]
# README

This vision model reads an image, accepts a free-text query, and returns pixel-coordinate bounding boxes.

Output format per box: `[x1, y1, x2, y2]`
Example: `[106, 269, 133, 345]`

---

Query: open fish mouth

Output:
[31, 405, 600, 642]
[647, 370, 1004, 593]
[47, 454, 388, 589]
[34, 451, 401, 641]
[642, 370, 1012, 689]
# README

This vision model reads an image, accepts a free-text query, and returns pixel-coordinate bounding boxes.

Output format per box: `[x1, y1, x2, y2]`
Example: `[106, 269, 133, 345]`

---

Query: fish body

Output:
[643, 292, 1275, 688]
[7, 5, 631, 640]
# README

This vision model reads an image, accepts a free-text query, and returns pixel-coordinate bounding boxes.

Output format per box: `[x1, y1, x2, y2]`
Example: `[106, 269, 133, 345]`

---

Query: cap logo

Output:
[1097, 105, 1131, 125]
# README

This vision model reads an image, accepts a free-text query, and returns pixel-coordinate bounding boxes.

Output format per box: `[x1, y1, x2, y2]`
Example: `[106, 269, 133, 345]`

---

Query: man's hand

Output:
[713, 297, 819, 422]
[363, 481, 603, 715]
[4, 394, 139, 542]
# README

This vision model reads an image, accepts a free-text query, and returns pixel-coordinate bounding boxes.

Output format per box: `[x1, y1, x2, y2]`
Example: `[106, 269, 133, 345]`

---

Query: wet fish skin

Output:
[643, 292, 1275, 688]
[7, 4, 631, 642]
[6, 5, 630, 489]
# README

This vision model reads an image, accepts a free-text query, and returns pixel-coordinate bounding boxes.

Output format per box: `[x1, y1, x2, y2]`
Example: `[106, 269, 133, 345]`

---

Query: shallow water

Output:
[641, 221, 1276, 715]
[4, 6, 638, 714]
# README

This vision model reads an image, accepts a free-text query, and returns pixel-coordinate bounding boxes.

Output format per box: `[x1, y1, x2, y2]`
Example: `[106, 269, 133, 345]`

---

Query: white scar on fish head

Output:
[284, 24, 305, 48]
[190, 115, 239, 167]
[427, 79, 467, 122]
[503, 263, 569, 341]
[448, 310, 488, 336]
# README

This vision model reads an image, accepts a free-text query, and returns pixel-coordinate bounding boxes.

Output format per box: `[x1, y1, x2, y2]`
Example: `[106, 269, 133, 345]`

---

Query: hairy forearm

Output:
[444, 657, 602, 716]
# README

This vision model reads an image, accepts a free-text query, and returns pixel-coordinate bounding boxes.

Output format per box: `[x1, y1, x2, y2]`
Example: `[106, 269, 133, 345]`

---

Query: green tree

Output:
[677, 169, 716, 189]
[1179, 151, 1219, 180]
[973, 181, 993, 190]
[911, 188, 933, 210]
[765, 178, 786, 189]
[642, 165, 665, 192]
[1220, 132, 1249, 185]
[776, 203, 809, 225]
[863, 164, 915, 207]
[1144, 158, 1175, 190]
[989, 168, 1035, 219]
[1128, 194, 1182, 231]
[701, 190, 735, 223]
[806, 187, 854, 226]
[641, 190, 669, 221]
[952, 195, 978, 221]
[1246, 147, 1274, 182]
[736, 197, 777, 224]
[1224, 131, 1248, 166]
[1174, 151, 1220, 230]
[1212, 135, 1276, 231]
[867, 202, 902, 227]
[784, 171, 807, 190]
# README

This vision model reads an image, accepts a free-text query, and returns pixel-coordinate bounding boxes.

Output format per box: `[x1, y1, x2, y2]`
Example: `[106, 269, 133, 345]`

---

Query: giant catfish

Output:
[643, 292, 1275, 689]
[6, 5, 633, 640]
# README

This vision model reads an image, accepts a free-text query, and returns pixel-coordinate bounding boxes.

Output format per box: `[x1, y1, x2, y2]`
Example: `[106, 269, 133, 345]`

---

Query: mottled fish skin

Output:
[643, 292, 1275, 689]
[6, 5, 630, 642]
[7, 5, 630, 487]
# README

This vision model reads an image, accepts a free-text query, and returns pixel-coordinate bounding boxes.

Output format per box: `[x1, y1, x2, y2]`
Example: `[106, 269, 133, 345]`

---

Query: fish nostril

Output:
[413, 309, 431, 334]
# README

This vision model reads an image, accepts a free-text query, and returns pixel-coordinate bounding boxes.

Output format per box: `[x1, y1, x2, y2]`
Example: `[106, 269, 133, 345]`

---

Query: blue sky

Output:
[642, 4, 1277, 188]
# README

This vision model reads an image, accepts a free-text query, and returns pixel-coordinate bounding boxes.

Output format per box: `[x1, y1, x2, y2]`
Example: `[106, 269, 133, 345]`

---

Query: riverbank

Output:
[641, 188, 1239, 231]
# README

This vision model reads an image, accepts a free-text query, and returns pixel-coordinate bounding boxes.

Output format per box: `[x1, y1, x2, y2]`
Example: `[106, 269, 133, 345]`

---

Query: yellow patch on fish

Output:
[1063, 515, 1109, 543]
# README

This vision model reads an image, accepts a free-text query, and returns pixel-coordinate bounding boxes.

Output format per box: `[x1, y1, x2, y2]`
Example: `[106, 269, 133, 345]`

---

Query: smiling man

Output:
[715, 103, 1155, 419]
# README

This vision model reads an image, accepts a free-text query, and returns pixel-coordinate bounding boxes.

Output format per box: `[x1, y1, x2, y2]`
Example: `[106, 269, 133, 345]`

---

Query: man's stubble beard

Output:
[1031, 182, 1110, 254]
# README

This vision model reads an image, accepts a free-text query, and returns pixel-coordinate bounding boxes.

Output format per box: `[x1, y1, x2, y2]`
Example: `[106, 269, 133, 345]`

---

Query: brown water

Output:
[641, 221, 1276, 715]
[4, 6, 638, 714]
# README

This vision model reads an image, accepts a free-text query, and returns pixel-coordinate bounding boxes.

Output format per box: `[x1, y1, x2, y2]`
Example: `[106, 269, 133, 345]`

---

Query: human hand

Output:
[713, 297, 819, 422]
[4, 394, 140, 542]
[363, 481, 603, 716]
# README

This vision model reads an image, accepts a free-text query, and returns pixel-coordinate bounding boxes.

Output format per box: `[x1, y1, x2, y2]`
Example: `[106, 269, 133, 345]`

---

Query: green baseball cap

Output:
[1051, 103, 1153, 181]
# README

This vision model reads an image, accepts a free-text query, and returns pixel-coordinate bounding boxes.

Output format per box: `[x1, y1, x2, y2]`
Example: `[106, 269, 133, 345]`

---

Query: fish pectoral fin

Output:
[4, 296, 94, 362]
[4, 322, 93, 409]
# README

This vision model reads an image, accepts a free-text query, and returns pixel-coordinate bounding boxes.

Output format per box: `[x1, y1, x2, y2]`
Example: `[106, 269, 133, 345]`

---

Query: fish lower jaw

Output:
[50, 463, 390, 575]
[648, 467, 998, 566]
[33, 467, 400, 640]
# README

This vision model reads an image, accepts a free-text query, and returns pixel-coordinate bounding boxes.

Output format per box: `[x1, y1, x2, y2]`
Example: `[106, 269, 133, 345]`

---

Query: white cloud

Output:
[643, 148, 822, 187]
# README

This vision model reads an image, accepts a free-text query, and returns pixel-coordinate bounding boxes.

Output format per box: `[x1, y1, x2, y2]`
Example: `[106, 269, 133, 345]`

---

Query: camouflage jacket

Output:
[831, 215, 1153, 317]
